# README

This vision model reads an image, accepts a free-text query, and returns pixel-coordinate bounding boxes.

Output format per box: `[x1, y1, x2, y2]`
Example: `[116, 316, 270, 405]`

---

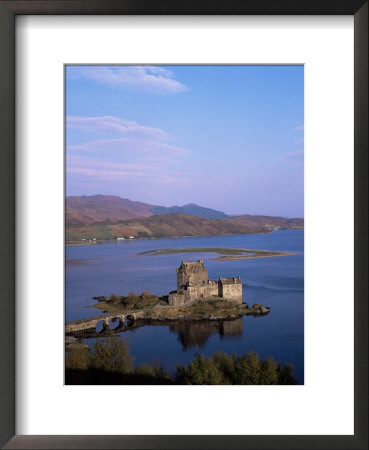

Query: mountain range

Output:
[66, 195, 303, 242]
[66, 195, 227, 225]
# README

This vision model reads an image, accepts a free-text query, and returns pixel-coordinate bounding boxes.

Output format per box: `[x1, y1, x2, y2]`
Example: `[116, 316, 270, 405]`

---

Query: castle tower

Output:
[219, 276, 242, 303]
[176, 260, 208, 290]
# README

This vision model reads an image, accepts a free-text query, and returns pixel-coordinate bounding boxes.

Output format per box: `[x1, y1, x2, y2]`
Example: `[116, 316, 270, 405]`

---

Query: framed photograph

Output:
[64, 62, 305, 389]
[0, 1, 367, 449]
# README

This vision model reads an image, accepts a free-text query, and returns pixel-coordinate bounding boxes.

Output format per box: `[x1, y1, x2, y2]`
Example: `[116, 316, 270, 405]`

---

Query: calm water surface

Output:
[66, 230, 304, 383]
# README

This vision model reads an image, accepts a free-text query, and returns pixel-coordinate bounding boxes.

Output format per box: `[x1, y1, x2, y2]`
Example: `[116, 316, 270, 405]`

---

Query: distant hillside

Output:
[66, 213, 263, 242]
[66, 195, 154, 225]
[66, 195, 229, 225]
[151, 203, 228, 220]
[66, 212, 304, 242]
[226, 215, 304, 230]
[65, 195, 304, 242]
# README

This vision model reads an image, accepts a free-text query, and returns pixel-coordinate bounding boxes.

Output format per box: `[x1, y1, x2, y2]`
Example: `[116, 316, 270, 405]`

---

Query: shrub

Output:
[212, 351, 237, 383]
[123, 292, 140, 306]
[150, 361, 173, 384]
[89, 335, 134, 374]
[108, 293, 121, 305]
[259, 357, 279, 385]
[65, 343, 89, 371]
[175, 351, 296, 385]
[277, 363, 297, 385]
[235, 352, 261, 384]
[176, 354, 226, 385]
[140, 290, 155, 300]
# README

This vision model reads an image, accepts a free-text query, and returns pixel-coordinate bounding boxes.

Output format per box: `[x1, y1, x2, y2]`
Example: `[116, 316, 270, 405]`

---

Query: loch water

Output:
[66, 230, 304, 383]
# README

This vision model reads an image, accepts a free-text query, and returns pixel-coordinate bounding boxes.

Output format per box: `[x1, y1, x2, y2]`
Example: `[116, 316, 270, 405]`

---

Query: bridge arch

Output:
[95, 319, 106, 333]
[108, 317, 123, 330]
[125, 315, 135, 326]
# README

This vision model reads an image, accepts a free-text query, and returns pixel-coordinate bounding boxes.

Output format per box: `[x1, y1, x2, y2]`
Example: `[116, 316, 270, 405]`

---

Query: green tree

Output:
[176, 354, 225, 385]
[235, 352, 261, 384]
[277, 363, 297, 385]
[258, 357, 279, 385]
[89, 335, 134, 373]
[133, 362, 173, 385]
[213, 351, 236, 384]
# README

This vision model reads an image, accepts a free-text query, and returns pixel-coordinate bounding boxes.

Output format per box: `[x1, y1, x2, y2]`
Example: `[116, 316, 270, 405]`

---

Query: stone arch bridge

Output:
[65, 311, 146, 335]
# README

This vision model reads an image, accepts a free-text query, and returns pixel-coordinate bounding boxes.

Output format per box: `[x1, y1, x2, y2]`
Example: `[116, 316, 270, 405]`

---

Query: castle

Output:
[168, 260, 242, 307]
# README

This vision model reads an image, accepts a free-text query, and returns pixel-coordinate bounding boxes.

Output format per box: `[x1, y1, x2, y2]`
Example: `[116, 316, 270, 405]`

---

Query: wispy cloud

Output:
[67, 137, 189, 156]
[66, 117, 190, 186]
[276, 149, 304, 162]
[66, 156, 188, 184]
[67, 116, 167, 139]
[67, 154, 155, 172]
[67, 116, 190, 157]
[294, 124, 304, 131]
[67, 66, 188, 95]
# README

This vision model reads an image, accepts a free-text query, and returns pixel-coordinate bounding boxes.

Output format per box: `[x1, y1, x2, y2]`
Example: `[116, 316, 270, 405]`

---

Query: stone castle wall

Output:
[219, 277, 242, 304]
[188, 280, 219, 300]
[177, 260, 208, 289]
[168, 261, 243, 306]
[168, 292, 187, 307]
[168, 280, 219, 306]
[219, 284, 242, 303]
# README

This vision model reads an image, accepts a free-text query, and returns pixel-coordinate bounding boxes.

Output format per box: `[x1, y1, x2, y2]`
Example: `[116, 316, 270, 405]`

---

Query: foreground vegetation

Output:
[65, 335, 297, 385]
[140, 247, 296, 260]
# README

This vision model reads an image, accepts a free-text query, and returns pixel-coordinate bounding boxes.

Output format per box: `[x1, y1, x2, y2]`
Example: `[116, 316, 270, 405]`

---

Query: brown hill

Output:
[66, 195, 154, 225]
[66, 195, 229, 225]
[66, 213, 263, 242]
[65, 196, 304, 242]
[116, 213, 262, 238]
[226, 215, 304, 230]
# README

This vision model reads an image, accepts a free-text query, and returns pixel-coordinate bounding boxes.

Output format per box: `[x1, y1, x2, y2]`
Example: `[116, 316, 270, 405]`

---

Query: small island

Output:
[65, 260, 270, 336]
[139, 247, 296, 260]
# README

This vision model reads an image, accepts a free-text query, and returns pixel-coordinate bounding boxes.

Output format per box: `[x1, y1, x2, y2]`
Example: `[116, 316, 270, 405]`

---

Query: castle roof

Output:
[179, 260, 205, 269]
[219, 276, 241, 285]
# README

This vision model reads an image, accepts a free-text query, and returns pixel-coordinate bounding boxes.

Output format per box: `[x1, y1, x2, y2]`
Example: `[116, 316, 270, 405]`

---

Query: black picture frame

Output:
[0, 1, 367, 449]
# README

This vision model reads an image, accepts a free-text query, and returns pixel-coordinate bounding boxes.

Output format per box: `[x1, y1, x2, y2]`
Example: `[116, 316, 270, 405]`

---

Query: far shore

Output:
[66, 229, 303, 247]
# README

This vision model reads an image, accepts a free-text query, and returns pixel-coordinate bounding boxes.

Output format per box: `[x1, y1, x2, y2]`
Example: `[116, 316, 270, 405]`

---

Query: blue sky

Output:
[66, 65, 304, 217]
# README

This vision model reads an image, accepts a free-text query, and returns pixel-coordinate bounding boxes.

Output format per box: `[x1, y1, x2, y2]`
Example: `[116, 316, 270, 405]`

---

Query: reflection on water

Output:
[79, 316, 245, 344]
[169, 317, 243, 349]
